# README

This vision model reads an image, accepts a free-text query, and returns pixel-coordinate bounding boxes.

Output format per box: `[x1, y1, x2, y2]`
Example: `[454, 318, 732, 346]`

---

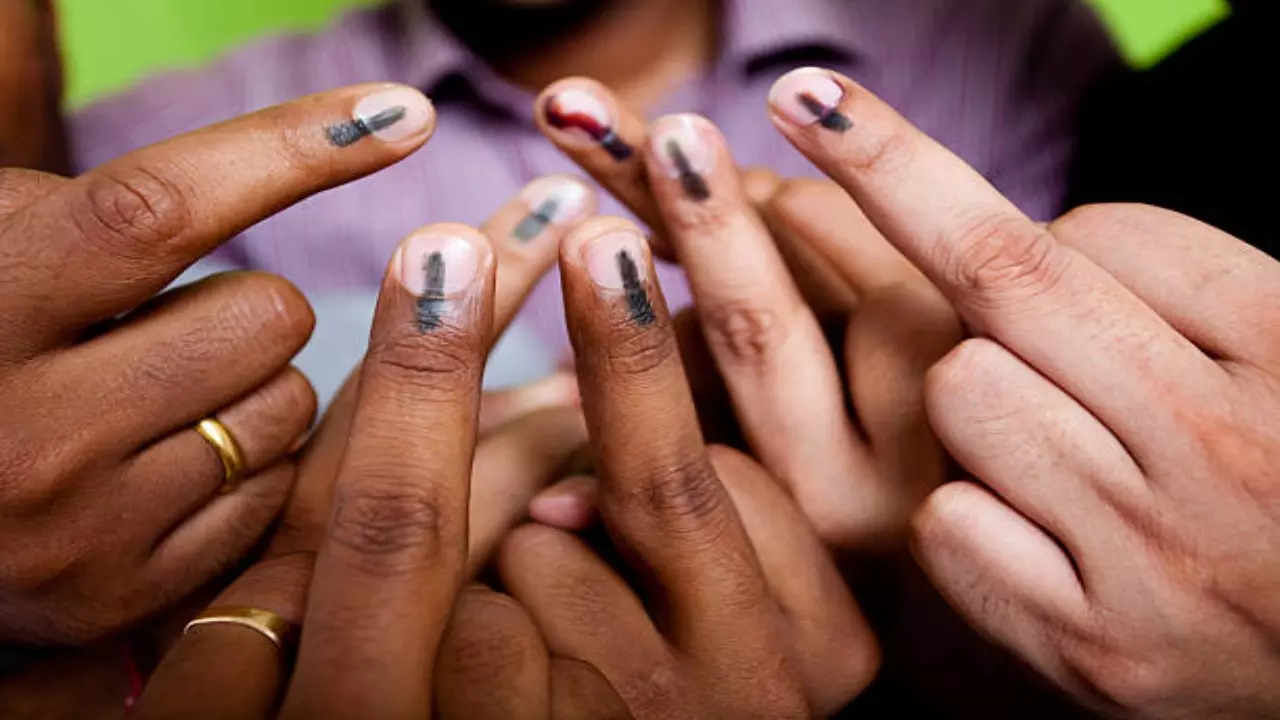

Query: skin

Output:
[133, 216, 880, 719]
[0, 82, 438, 645]
[766, 67, 1280, 718]
[531, 77, 962, 550]
[0, 0, 64, 172]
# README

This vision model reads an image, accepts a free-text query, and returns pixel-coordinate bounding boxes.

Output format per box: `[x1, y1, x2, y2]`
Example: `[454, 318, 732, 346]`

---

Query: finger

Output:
[925, 339, 1147, 585]
[1053, 203, 1280, 369]
[549, 658, 631, 720]
[435, 586, 550, 720]
[911, 481, 1092, 698]
[134, 553, 311, 720]
[1, 83, 434, 359]
[478, 372, 580, 435]
[529, 475, 599, 532]
[759, 177, 927, 307]
[43, 272, 314, 451]
[0, 167, 65, 221]
[147, 462, 296, 606]
[467, 406, 588, 577]
[129, 367, 316, 542]
[534, 79, 670, 254]
[767, 68, 1228, 460]
[842, 284, 961, 541]
[740, 166, 783, 206]
[707, 445, 880, 717]
[282, 224, 493, 718]
[482, 174, 597, 339]
[498, 525, 672, 715]
[644, 114, 877, 547]
[559, 216, 778, 657]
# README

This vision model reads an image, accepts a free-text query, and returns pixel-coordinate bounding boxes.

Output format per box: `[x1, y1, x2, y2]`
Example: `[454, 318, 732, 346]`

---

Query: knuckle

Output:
[72, 164, 192, 258]
[605, 317, 679, 377]
[941, 216, 1064, 304]
[364, 328, 480, 398]
[924, 338, 1004, 407]
[328, 479, 456, 570]
[626, 458, 730, 532]
[700, 302, 786, 367]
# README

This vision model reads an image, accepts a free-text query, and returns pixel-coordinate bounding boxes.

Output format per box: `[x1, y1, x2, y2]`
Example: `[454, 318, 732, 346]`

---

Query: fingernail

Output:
[768, 68, 852, 132]
[394, 232, 480, 331]
[543, 87, 634, 161]
[582, 229, 655, 326]
[328, 86, 435, 147]
[650, 115, 714, 202]
[511, 176, 594, 243]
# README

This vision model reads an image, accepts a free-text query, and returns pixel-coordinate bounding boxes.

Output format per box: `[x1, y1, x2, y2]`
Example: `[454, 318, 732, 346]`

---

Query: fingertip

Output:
[767, 67, 856, 133]
[328, 83, 436, 150]
[510, 175, 599, 241]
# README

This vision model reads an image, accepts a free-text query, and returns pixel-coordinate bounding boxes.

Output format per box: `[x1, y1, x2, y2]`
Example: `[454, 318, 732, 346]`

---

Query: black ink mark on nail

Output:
[796, 92, 853, 133]
[326, 105, 409, 148]
[617, 250, 655, 326]
[512, 198, 560, 242]
[417, 251, 447, 332]
[544, 98, 635, 161]
[666, 139, 711, 202]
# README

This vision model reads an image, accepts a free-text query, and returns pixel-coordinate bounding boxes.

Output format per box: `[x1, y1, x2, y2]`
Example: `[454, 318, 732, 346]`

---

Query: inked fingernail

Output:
[511, 176, 593, 243]
[768, 68, 853, 133]
[650, 115, 714, 202]
[395, 232, 479, 332]
[327, 87, 435, 147]
[582, 230, 655, 326]
[543, 88, 634, 161]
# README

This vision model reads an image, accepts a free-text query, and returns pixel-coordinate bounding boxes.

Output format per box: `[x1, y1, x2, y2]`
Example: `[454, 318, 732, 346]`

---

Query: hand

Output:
[435, 216, 879, 718]
[0, 0, 65, 171]
[135, 220, 504, 719]
[533, 79, 962, 549]
[0, 83, 437, 644]
[266, 175, 595, 576]
[768, 67, 1280, 717]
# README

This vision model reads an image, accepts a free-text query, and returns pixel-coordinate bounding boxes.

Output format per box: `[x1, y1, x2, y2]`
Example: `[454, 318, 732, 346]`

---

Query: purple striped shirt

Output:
[70, 0, 1118, 395]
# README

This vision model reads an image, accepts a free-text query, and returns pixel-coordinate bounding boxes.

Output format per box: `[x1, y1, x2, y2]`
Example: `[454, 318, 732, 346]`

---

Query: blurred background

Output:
[59, 0, 1229, 107]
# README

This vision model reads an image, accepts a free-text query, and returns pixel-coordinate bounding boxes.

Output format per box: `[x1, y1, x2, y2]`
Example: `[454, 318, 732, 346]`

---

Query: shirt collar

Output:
[393, 0, 872, 93]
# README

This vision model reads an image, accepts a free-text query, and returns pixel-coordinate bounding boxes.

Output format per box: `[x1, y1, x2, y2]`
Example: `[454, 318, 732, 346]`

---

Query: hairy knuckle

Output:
[941, 217, 1063, 304]
[365, 329, 479, 397]
[328, 480, 453, 568]
[701, 302, 786, 366]
[72, 165, 192, 257]
[606, 318, 679, 377]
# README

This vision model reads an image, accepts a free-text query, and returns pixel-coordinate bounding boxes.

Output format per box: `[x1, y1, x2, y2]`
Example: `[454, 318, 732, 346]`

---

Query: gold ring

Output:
[195, 417, 246, 492]
[184, 606, 296, 649]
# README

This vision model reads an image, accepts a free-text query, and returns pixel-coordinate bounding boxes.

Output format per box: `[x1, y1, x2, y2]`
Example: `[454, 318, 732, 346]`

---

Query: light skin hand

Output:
[0, 82, 436, 645]
[768, 66, 1280, 718]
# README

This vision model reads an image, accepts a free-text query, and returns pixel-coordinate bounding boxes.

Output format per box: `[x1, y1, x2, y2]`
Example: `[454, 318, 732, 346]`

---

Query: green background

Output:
[58, 0, 1230, 108]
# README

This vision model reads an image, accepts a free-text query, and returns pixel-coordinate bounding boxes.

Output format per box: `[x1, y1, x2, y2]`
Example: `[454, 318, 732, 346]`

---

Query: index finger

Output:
[558, 216, 779, 657]
[766, 68, 1226, 457]
[281, 224, 494, 718]
[0, 83, 434, 360]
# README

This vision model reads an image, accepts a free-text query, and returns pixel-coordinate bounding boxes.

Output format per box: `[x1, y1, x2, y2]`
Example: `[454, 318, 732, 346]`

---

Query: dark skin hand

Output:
[133, 215, 879, 720]
[0, 0, 66, 172]
[0, 81, 436, 645]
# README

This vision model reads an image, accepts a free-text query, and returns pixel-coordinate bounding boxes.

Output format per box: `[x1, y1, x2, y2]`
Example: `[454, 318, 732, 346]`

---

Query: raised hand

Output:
[0, 83, 435, 644]
[769, 66, 1280, 718]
